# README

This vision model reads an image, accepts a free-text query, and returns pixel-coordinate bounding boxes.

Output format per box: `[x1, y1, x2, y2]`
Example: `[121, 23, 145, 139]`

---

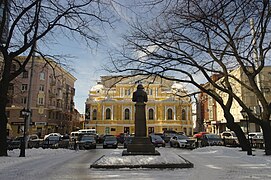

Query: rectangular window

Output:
[21, 97, 27, 104]
[39, 85, 45, 92]
[40, 72, 45, 80]
[124, 89, 131, 96]
[38, 97, 44, 105]
[21, 84, 28, 91]
[22, 71, 28, 78]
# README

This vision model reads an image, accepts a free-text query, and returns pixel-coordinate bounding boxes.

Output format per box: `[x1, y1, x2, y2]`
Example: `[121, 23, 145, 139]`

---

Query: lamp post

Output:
[240, 109, 252, 155]
[20, 108, 31, 157]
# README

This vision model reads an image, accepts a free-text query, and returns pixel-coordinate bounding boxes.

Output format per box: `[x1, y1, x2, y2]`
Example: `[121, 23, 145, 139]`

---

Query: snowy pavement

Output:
[0, 146, 271, 180]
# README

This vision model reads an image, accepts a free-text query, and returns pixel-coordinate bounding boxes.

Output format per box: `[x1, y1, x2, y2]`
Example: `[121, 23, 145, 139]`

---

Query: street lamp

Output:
[20, 108, 31, 157]
[240, 109, 252, 155]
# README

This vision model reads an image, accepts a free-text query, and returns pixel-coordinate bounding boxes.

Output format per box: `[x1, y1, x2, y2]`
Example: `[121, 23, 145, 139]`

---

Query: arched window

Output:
[92, 109, 97, 120]
[167, 108, 173, 120]
[182, 109, 186, 120]
[105, 108, 111, 120]
[149, 109, 154, 120]
[124, 108, 130, 120]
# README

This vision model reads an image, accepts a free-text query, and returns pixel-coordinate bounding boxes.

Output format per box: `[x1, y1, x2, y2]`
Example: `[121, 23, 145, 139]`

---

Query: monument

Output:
[122, 84, 160, 156]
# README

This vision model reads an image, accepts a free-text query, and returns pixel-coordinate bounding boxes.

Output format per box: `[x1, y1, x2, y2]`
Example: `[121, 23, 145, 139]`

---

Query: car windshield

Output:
[206, 134, 221, 139]
[81, 136, 95, 141]
[176, 135, 189, 140]
[150, 135, 163, 141]
[105, 136, 116, 141]
[222, 132, 236, 137]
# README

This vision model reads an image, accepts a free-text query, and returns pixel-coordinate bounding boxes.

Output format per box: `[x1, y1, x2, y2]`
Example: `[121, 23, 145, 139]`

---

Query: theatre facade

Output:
[84, 75, 194, 136]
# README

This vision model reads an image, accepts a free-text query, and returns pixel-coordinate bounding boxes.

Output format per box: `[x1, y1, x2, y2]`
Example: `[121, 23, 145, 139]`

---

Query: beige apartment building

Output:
[199, 66, 271, 134]
[85, 75, 194, 136]
[4, 56, 78, 138]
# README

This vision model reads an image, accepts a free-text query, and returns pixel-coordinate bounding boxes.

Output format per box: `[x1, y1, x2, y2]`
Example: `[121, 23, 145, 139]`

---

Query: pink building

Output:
[6, 56, 77, 138]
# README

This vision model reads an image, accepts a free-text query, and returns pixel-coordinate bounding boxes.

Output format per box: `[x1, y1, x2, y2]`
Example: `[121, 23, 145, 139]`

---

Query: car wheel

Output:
[173, 143, 178, 148]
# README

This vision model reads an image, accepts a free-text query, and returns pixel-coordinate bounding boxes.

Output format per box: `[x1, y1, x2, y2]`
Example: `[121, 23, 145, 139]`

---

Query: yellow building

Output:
[85, 75, 193, 136]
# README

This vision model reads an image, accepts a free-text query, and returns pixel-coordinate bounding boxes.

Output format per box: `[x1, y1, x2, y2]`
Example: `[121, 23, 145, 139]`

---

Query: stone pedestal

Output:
[122, 84, 160, 156]
[123, 137, 160, 155]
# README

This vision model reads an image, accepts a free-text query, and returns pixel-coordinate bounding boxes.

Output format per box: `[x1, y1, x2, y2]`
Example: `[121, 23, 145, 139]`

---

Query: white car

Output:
[169, 135, 195, 149]
[43, 133, 62, 140]
[220, 131, 239, 146]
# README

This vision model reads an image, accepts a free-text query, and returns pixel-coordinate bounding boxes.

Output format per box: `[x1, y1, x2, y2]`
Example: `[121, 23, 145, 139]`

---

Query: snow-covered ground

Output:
[1, 146, 271, 180]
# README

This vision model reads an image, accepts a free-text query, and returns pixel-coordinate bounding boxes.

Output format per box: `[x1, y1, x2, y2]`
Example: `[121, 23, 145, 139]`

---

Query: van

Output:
[78, 129, 96, 134]
[70, 131, 82, 141]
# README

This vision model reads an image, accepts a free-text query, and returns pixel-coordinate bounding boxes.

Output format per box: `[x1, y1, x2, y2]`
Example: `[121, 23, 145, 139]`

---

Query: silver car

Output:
[169, 135, 195, 149]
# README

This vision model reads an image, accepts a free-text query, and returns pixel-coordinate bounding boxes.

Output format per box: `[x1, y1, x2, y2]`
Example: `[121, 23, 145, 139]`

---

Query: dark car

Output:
[123, 135, 134, 148]
[169, 134, 195, 149]
[201, 134, 224, 147]
[77, 135, 96, 149]
[8, 136, 23, 150]
[116, 133, 129, 144]
[103, 136, 118, 148]
[149, 134, 165, 147]
[42, 136, 61, 149]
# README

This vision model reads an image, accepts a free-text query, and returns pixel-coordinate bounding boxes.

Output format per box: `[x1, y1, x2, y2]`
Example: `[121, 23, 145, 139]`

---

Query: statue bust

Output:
[132, 84, 148, 103]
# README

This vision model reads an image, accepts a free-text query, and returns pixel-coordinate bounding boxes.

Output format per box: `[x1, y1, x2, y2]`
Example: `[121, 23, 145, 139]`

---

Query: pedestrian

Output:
[74, 138, 77, 151]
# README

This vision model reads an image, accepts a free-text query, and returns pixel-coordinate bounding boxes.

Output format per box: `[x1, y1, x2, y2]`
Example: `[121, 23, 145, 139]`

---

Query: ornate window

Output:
[105, 108, 111, 120]
[124, 108, 130, 120]
[148, 108, 154, 120]
[182, 109, 186, 120]
[92, 109, 97, 120]
[167, 108, 173, 120]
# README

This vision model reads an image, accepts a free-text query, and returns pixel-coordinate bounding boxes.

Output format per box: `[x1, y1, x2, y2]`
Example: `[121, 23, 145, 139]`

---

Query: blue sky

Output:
[45, 2, 131, 114]
[41, 1, 168, 114]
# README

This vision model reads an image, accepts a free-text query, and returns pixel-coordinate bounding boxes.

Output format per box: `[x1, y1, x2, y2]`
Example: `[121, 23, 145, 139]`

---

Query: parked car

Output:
[70, 131, 83, 141]
[77, 135, 96, 149]
[201, 134, 224, 147]
[220, 131, 239, 146]
[149, 134, 165, 147]
[8, 136, 23, 150]
[42, 136, 61, 149]
[169, 134, 195, 149]
[249, 132, 264, 148]
[116, 133, 129, 144]
[58, 135, 70, 149]
[163, 130, 177, 143]
[103, 136, 118, 148]
[123, 135, 134, 148]
[44, 133, 62, 140]
[193, 132, 209, 139]
[28, 134, 43, 148]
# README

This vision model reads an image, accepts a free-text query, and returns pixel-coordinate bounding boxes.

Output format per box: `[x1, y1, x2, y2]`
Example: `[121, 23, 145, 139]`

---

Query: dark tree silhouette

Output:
[0, 0, 116, 156]
[108, 0, 271, 154]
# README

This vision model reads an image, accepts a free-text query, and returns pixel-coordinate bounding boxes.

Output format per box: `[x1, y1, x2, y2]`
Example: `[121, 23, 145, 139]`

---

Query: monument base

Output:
[122, 137, 160, 156]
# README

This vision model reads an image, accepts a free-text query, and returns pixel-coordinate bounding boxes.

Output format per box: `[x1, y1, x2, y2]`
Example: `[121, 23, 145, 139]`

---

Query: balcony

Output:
[49, 92, 56, 98]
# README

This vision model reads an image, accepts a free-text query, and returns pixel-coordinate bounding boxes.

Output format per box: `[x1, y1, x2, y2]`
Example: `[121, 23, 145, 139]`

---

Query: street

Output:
[1, 146, 271, 180]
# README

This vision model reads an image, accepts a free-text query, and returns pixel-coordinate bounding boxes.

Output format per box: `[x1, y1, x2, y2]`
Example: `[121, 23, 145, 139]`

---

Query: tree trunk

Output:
[261, 121, 271, 155]
[227, 121, 251, 152]
[0, 87, 8, 156]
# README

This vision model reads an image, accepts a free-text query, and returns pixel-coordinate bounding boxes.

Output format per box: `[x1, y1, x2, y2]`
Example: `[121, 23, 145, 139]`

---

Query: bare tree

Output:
[108, 0, 271, 154]
[0, 0, 116, 156]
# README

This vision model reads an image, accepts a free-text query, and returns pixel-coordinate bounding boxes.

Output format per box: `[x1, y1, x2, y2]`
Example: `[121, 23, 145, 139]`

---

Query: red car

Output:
[193, 132, 209, 139]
